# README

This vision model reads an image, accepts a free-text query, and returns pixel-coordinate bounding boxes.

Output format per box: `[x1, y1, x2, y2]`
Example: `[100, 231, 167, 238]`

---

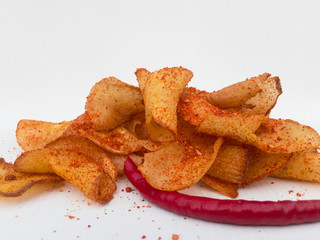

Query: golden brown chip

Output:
[85, 77, 145, 131]
[197, 73, 282, 116]
[138, 118, 224, 191]
[242, 147, 292, 186]
[14, 148, 56, 173]
[235, 73, 282, 115]
[48, 149, 116, 203]
[198, 75, 262, 109]
[206, 145, 248, 184]
[45, 135, 117, 181]
[255, 118, 320, 153]
[178, 91, 265, 144]
[201, 175, 239, 199]
[13, 148, 116, 203]
[272, 150, 320, 183]
[107, 153, 144, 176]
[16, 119, 71, 151]
[65, 113, 159, 154]
[0, 158, 62, 197]
[136, 67, 193, 142]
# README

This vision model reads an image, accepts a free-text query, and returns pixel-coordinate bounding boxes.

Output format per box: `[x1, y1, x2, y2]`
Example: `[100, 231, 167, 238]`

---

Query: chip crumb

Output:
[172, 234, 179, 240]
[88, 225, 91, 228]
[141, 235, 146, 239]
[125, 187, 133, 192]
[288, 190, 294, 194]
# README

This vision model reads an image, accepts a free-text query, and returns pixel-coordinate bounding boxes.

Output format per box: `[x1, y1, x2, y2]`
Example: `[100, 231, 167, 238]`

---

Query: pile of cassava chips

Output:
[1, 67, 319, 202]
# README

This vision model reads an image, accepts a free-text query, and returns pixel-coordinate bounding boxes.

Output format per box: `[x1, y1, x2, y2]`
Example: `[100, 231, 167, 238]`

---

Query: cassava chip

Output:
[48, 149, 116, 203]
[242, 147, 292, 186]
[272, 150, 320, 183]
[14, 148, 116, 203]
[136, 67, 193, 142]
[178, 91, 265, 144]
[45, 135, 117, 181]
[235, 73, 282, 115]
[16, 119, 71, 151]
[0, 158, 62, 197]
[255, 118, 320, 153]
[201, 175, 239, 199]
[138, 119, 224, 191]
[65, 113, 159, 154]
[198, 75, 262, 109]
[107, 153, 144, 176]
[206, 145, 248, 185]
[85, 77, 144, 131]
[14, 148, 56, 173]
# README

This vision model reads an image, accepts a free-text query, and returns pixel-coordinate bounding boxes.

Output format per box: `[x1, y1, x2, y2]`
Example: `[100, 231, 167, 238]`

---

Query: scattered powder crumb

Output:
[53, 230, 57, 233]
[88, 225, 91, 228]
[87, 202, 92, 206]
[141, 235, 146, 239]
[68, 215, 75, 220]
[59, 189, 64, 192]
[296, 192, 304, 197]
[270, 181, 274, 184]
[172, 234, 179, 240]
[288, 190, 294, 194]
[126, 187, 133, 192]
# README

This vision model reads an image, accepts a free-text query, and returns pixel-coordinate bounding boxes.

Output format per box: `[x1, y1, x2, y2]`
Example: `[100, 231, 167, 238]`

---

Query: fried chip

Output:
[272, 150, 320, 183]
[48, 149, 116, 203]
[45, 135, 117, 181]
[107, 153, 144, 176]
[201, 175, 239, 199]
[178, 91, 265, 144]
[255, 118, 320, 153]
[136, 67, 193, 142]
[235, 73, 282, 115]
[206, 145, 248, 185]
[13, 148, 116, 203]
[0, 158, 62, 197]
[65, 113, 159, 154]
[85, 77, 145, 131]
[199, 75, 262, 109]
[138, 119, 224, 191]
[242, 147, 292, 186]
[16, 119, 71, 151]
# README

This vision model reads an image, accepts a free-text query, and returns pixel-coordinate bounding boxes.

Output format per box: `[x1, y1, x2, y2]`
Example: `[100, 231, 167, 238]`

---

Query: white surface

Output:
[1, 0, 320, 239]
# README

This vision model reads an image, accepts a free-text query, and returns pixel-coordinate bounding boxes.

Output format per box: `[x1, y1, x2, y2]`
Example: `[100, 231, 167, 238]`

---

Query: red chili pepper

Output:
[124, 156, 320, 226]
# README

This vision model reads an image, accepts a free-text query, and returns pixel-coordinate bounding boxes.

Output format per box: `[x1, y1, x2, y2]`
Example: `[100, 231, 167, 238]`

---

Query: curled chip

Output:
[65, 113, 159, 154]
[107, 153, 144, 176]
[272, 150, 320, 183]
[206, 144, 248, 185]
[242, 147, 292, 186]
[200, 73, 282, 115]
[0, 158, 62, 197]
[136, 67, 193, 142]
[138, 119, 224, 191]
[255, 118, 320, 153]
[85, 77, 145, 131]
[198, 75, 262, 109]
[45, 135, 117, 181]
[201, 174, 239, 199]
[16, 119, 71, 151]
[178, 91, 265, 144]
[13, 148, 116, 203]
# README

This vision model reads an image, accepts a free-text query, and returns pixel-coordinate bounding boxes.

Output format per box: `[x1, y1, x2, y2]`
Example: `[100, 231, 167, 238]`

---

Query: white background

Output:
[0, 0, 320, 239]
